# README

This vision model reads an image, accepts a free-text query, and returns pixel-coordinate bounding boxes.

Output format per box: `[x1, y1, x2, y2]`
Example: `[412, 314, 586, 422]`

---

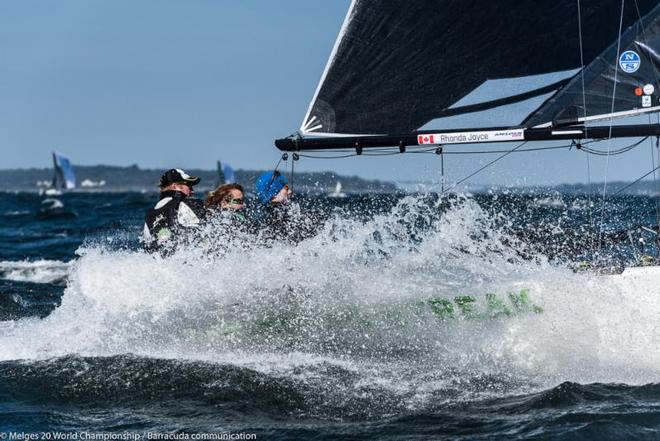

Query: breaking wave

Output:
[0, 259, 71, 284]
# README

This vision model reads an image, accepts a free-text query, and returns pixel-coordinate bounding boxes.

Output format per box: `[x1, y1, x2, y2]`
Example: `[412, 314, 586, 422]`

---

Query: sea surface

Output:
[1, 190, 660, 440]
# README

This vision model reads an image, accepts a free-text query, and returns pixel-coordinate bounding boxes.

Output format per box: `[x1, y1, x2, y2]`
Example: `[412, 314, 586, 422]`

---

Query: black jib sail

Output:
[276, 0, 660, 151]
[524, 2, 660, 128]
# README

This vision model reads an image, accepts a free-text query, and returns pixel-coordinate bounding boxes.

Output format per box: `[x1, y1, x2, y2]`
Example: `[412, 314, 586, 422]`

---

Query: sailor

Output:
[254, 170, 317, 243]
[254, 171, 291, 240]
[142, 168, 205, 252]
[205, 183, 247, 222]
[201, 183, 251, 253]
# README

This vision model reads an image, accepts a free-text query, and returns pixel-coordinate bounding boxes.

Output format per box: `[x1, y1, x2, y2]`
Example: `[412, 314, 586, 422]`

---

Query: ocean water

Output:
[1, 190, 660, 440]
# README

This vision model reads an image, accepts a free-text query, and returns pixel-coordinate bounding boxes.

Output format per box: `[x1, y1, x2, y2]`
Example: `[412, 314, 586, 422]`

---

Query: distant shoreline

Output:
[2, 165, 659, 195]
[0, 164, 398, 194]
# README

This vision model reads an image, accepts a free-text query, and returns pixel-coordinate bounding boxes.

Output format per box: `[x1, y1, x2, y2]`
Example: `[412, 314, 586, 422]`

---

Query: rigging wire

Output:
[656, 117, 660, 232]
[298, 152, 359, 159]
[577, 0, 589, 138]
[296, 137, 650, 159]
[272, 154, 287, 173]
[651, 137, 660, 226]
[635, 0, 660, 230]
[425, 144, 572, 155]
[440, 150, 445, 193]
[580, 137, 648, 155]
[436, 143, 585, 155]
[585, 146, 595, 250]
[303, 142, 580, 158]
[577, 0, 596, 251]
[290, 153, 295, 193]
[440, 141, 528, 195]
[362, 151, 403, 157]
[612, 163, 660, 196]
[597, 0, 627, 250]
[292, 137, 647, 198]
[651, 116, 660, 227]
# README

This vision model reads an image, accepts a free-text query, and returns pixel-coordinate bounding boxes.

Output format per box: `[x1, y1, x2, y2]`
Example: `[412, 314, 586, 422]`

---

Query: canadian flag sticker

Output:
[417, 135, 435, 144]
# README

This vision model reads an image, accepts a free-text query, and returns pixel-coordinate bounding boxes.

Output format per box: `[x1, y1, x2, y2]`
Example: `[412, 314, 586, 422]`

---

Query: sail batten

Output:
[435, 79, 572, 120]
[532, 105, 660, 128]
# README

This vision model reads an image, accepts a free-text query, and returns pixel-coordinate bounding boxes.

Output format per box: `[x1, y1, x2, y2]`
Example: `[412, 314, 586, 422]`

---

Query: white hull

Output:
[608, 266, 660, 291]
[43, 188, 62, 196]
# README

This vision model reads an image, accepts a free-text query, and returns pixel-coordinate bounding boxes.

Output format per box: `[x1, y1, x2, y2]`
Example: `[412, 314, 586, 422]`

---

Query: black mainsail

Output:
[276, 0, 660, 151]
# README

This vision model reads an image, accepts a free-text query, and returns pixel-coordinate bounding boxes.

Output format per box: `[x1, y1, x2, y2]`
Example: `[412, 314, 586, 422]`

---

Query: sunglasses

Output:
[228, 198, 244, 205]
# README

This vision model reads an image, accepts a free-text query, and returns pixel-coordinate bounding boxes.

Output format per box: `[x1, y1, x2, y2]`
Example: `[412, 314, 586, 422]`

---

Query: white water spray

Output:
[1, 195, 659, 401]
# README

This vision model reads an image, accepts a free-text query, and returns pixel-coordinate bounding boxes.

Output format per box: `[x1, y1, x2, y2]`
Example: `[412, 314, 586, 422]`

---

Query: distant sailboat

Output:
[43, 152, 76, 195]
[216, 160, 236, 186]
[328, 181, 347, 198]
[38, 152, 77, 217]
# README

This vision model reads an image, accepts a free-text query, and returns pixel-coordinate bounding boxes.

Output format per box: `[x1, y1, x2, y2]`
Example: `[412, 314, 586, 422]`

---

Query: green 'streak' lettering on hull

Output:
[214, 289, 544, 338]
[428, 289, 543, 320]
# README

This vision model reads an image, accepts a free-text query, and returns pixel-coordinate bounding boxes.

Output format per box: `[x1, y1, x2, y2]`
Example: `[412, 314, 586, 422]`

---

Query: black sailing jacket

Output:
[142, 191, 206, 252]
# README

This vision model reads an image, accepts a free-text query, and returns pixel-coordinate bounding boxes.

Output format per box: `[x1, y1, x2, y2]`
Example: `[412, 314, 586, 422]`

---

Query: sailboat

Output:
[328, 181, 347, 198]
[216, 160, 236, 187]
[38, 152, 77, 217]
[42, 152, 76, 196]
[274, 0, 660, 272]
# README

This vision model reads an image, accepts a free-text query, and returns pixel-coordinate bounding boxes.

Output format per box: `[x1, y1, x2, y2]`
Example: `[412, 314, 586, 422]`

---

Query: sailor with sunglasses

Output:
[205, 183, 247, 220]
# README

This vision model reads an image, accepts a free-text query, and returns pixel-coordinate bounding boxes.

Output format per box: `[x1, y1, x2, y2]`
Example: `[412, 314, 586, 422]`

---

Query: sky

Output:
[1, 0, 659, 187]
